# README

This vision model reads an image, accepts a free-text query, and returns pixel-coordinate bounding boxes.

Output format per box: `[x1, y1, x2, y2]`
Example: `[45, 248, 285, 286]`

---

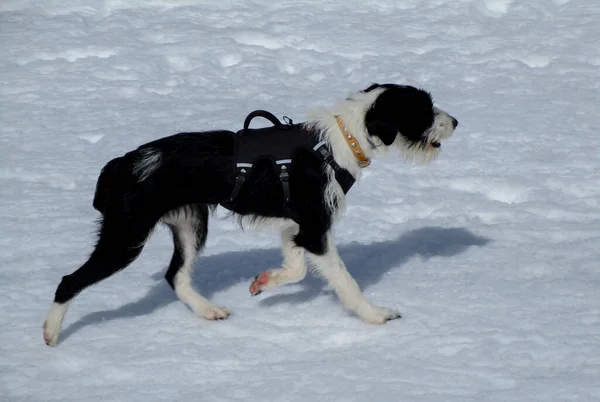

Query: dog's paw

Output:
[359, 304, 402, 325]
[249, 270, 273, 296]
[43, 320, 60, 346]
[200, 304, 231, 321]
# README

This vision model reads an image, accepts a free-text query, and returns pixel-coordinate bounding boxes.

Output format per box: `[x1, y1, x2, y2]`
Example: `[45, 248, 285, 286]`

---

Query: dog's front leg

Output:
[307, 232, 401, 324]
[250, 224, 307, 296]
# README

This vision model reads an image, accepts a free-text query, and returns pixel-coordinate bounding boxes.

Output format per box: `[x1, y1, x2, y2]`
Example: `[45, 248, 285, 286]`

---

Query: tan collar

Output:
[335, 116, 371, 168]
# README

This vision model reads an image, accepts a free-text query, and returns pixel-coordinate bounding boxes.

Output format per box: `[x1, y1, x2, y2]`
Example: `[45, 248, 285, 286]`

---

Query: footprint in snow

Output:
[447, 179, 530, 204]
[219, 54, 243, 68]
[78, 134, 104, 144]
[472, 0, 513, 17]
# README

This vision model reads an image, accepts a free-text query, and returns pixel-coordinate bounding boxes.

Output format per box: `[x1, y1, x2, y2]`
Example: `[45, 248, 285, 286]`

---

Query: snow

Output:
[1, 0, 599, 400]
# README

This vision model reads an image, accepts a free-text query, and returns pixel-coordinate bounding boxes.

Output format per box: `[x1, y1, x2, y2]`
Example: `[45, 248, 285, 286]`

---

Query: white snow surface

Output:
[1, 0, 599, 401]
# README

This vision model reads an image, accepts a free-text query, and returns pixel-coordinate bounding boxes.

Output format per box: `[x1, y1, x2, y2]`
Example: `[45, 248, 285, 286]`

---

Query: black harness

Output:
[220, 110, 355, 211]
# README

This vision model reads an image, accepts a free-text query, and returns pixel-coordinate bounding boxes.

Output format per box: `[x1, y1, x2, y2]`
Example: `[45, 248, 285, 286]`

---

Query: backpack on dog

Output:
[220, 110, 355, 219]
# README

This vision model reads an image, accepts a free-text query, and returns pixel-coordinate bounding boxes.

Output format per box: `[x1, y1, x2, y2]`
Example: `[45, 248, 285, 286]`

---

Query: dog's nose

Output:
[451, 117, 458, 129]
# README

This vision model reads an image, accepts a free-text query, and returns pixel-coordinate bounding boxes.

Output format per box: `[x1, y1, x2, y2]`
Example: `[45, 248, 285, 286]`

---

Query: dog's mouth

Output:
[430, 141, 441, 148]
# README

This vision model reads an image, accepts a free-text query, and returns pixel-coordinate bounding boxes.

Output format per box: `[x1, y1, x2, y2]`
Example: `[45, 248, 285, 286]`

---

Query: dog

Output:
[43, 83, 458, 346]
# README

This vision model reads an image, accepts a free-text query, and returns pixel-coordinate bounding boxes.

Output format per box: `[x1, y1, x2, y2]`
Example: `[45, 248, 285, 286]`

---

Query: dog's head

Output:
[360, 83, 458, 162]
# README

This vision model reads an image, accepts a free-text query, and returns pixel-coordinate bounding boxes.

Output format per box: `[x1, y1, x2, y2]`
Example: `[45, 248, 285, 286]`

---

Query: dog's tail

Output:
[93, 156, 123, 214]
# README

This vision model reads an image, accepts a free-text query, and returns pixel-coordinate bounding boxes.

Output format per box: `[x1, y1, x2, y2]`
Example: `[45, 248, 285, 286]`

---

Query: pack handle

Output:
[243, 110, 285, 134]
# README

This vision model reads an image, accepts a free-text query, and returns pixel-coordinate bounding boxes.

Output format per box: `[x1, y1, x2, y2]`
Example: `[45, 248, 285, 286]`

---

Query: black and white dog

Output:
[43, 83, 458, 346]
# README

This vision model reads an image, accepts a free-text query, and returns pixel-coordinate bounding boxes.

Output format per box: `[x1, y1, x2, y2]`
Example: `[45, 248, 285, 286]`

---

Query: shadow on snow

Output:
[59, 226, 489, 342]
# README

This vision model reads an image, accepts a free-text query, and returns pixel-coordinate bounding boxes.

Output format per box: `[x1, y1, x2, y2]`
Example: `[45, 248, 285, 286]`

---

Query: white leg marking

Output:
[43, 301, 71, 346]
[249, 225, 307, 295]
[306, 233, 401, 324]
[171, 217, 230, 320]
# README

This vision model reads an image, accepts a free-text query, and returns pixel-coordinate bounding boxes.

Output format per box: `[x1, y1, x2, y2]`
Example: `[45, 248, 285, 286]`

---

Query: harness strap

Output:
[313, 141, 356, 194]
[278, 164, 291, 203]
[225, 166, 248, 205]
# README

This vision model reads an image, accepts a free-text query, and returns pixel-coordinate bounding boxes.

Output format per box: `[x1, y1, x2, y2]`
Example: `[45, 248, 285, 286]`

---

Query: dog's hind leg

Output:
[164, 205, 230, 320]
[43, 214, 155, 346]
[249, 224, 307, 296]
[305, 231, 402, 324]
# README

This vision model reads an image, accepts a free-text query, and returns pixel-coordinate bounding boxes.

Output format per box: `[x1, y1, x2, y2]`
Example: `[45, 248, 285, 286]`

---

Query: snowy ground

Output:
[1, 0, 599, 401]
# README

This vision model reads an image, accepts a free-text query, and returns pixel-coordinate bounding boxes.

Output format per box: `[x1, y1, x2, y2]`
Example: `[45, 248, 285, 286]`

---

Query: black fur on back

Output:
[93, 129, 332, 255]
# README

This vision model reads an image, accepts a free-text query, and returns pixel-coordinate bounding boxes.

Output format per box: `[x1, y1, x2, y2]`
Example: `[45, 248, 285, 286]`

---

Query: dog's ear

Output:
[365, 95, 400, 145]
[365, 120, 398, 146]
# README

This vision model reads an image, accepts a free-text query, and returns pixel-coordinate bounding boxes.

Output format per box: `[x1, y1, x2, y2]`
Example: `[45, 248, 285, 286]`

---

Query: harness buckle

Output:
[279, 164, 290, 202]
